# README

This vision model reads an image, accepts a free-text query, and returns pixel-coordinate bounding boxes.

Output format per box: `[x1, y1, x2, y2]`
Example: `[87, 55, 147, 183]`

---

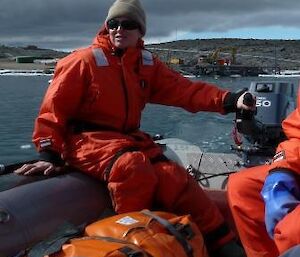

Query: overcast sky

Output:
[1, 0, 300, 51]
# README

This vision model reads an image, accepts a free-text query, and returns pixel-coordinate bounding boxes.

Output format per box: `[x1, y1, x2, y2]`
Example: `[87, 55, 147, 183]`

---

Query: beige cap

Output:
[105, 0, 146, 36]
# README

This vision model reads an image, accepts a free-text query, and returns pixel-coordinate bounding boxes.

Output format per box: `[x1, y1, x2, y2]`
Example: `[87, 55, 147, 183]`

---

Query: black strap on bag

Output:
[83, 236, 148, 257]
[119, 246, 145, 257]
[141, 210, 194, 257]
[174, 223, 195, 240]
[32, 234, 149, 257]
[27, 222, 85, 257]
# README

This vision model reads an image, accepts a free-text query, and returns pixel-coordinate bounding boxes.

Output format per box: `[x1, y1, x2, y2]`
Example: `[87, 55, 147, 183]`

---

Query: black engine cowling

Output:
[235, 80, 296, 162]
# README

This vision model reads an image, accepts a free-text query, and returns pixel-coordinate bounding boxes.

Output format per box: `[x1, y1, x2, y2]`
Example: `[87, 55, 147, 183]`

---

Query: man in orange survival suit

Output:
[228, 86, 300, 257]
[14, 0, 254, 256]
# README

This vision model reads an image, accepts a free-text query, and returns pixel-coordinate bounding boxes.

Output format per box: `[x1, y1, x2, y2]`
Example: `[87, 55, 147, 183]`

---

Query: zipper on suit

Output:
[120, 63, 129, 132]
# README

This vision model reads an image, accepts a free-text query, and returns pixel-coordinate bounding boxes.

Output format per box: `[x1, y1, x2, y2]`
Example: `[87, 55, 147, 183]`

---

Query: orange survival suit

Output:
[33, 28, 237, 251]
[228, 87, 300, 257]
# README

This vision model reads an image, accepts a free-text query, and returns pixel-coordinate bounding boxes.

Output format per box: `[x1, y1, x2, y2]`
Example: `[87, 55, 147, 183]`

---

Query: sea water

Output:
[0, 75, 299, 164]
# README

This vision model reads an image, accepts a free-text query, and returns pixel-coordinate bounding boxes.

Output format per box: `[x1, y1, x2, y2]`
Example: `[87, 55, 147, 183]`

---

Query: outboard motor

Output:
[233, 80, 296, 166]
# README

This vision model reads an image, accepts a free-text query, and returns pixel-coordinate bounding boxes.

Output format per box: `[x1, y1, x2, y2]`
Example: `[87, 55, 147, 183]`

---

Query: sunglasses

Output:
[107, 19, 140, 31]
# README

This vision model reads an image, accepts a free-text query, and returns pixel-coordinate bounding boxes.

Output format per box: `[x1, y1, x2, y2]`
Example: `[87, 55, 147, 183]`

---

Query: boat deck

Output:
[158, 138, 245, 189]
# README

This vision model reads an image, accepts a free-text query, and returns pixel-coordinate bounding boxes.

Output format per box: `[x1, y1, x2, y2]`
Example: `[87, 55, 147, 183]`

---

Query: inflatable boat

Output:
[0, 80, 296, 256]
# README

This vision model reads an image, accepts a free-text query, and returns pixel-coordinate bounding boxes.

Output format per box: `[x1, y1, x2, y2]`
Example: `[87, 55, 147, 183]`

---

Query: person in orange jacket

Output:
[14, 0, 254, 256]
[228, 87, 300, 257]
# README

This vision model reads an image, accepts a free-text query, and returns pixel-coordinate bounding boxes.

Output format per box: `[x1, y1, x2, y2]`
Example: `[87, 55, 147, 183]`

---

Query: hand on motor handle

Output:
[14, 160, 63, 176]
[236, 92, 256, 111]
[223, 89, 256, 113]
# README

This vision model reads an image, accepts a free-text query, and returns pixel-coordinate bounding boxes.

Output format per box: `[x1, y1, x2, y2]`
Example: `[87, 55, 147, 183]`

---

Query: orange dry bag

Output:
[50, 236, 149, 257]
[85, 210, 209, 257]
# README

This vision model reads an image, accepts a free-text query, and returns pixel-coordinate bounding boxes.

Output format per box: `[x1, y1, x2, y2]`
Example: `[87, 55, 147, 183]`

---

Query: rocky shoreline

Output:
[1, 38, 300, 73]
[0, 59, 52, 70]
[148, 38, 300, 70]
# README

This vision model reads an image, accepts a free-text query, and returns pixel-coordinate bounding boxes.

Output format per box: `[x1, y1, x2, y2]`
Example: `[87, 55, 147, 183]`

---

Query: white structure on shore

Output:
[259, 69, 300, 78]
[0, 69, 54, 76]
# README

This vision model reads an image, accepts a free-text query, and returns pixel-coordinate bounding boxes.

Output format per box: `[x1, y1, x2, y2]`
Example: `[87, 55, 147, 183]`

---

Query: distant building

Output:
[15, 56, 59, 67]
[15, 56, 36, 63]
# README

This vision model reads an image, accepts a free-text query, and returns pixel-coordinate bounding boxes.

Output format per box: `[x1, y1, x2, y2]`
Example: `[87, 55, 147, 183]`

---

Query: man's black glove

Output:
[223, 88, 255, 113]
[223, 89, 247, 113]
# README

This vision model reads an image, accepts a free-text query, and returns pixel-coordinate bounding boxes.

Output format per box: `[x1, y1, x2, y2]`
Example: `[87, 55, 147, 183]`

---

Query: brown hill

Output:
[1, 39, 300, 72]
[0, 45, 68, 70]
[147, 38, 300, 71]
[0, 44, 68, 59]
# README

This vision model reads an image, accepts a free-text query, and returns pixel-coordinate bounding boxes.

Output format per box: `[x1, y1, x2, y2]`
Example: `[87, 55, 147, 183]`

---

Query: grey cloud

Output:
[0, 0, 299, 50]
